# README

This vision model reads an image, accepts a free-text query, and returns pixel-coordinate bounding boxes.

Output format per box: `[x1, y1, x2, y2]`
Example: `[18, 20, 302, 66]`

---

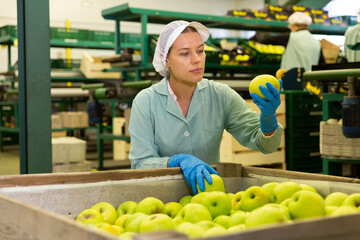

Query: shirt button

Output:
[184, 131, 190, 137]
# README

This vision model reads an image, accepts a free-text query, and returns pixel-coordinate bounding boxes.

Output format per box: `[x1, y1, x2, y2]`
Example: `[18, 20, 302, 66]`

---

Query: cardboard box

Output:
[52, 137, 86, 164]
[320, 39, 340, 64]
[2, 163, 360, 239]
[51, 114, 62, 129]
[80, 52, 121, 79]
[59, 111, 89, 128]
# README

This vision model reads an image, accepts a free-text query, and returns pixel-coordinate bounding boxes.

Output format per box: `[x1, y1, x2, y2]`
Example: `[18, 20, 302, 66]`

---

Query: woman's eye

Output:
[198, 49, 204, 54]
[180, 52, 189, 56]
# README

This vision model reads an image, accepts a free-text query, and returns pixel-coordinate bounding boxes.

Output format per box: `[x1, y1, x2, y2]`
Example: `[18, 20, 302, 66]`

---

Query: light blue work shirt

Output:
[129, 78, 283, 169]
[281, 29, 321, 72]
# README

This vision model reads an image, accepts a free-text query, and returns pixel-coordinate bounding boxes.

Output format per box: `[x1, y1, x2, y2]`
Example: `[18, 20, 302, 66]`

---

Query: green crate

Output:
[240, 39, 283, 64]
[121, 33, 142, 44]
[51, 59, 81, 69]
[89, 30, 114, 43]
[0, 25, 17, 38]
[50, 27, 89, 41]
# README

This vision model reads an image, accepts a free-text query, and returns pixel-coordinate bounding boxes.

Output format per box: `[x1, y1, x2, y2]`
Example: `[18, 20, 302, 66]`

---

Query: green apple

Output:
[227, 224, 246, 233]
[288, 190, 326, 219]
[196, 191, 232, 219]
[117, 201, 137, 217]
[274, 181, 302, 204]
[135, 197, 165, 215]
[213, 215, 231, 229]
[114, 214, 131, 229]
[342, 193, 360, 210]
[172, 215, 183, 227]
[119, 232, 137, 240]
[231, 191, 244, 210]
[176, 222, 205, 238]
[124, 212, 149, 233]
[300, 183, 318, 193]
[179, 195, 193, 206]
[227, 193, 235, 201]
[325, 206, 338, 215]
[91, 202, 118, 225]
[111, 225, 125, 235]
[240, 186, 271, 212]
[249, 74, 280, 99]
[76, 209, 105, 226]
[139, 213, 174, 233]
[230, 209, 245, 215]
[245, 204, 288, 229]
[330, 206, 359, 216]
[281, 198, 291, 208]
[196, 220, 222, 231]
[175, 203, 212, 223]
[164, 202, 183, 218]
[262, 182, 279, 203]
[325, 192, 348, 207]
[92, 222, 118, 235]
[229, 211, 247, 226]
[196, 174, 226, 193]
[203, 226, 227, 237]
[264, 203, 291, 220]
[190, 192, 208, 204]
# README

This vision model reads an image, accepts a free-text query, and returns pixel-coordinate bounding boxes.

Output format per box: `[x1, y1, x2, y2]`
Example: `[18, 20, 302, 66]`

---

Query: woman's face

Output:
[166, 31, 206, 85]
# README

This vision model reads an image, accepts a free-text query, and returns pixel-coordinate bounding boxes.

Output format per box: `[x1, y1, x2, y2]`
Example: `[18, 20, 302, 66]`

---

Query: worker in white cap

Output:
[251, 11, 323, 72]
[344, 8, 360, 62]
[129, 20, 283, 194]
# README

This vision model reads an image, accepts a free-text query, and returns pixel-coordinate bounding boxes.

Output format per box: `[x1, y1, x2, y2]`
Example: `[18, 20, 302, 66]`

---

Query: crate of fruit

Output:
[1, 163, 360, 239]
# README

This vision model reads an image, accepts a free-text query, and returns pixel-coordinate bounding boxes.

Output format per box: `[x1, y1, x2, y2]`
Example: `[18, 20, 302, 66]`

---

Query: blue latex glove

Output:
[250, 79, 282, 134]
[168, 154, 218, 194]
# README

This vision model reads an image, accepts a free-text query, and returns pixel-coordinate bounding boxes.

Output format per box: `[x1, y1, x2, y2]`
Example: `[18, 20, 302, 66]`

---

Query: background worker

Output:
[252, 11, 324, 72]
[343, 8, 360, 62]
[129, 20, 283, 194]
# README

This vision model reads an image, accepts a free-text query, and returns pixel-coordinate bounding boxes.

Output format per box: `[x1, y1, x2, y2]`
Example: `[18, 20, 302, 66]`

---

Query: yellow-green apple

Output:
[119, 232, 137, 240]
[264, 203, 291, 220]
[179, 195, 192, 206]
[139, 213, 174, 233]
[245, 204, 288, 229]
[117, 201, 137, 217]
[172, 215, 183, 227]
[114, 214, 131, 229]
[196, 191, 232, 219]
[262, 182, 279, 203]
[176, 222, 206, 238]
[227, 193, 235, 201]
[175, 203, 212, 223]
[213, 215, 231, 229]
[281, 198, 291, 208]
[135, 197, 165, 215]
[111, 225, 125, 235]
[227, 224, 246, 233]
[196, 174, 225, 193]
[196, 220, 222, 231]
[249, 74, 280, 99]
[91, 202, 118, 225]
[231, 191, 244, 210]
[203, 226, 227, 237]
[325, 192, 348, 207]
[330, 206, 359, 216]
[124, 212, 149, 233]
[164, 202, 183, 218]
[92, 222, 118, 235]
[300, 183, 318, 193]
[240, 186, 271, 212]
[230, 209, 245, 215]
[342, 193, 360, 209]
[288, 190, 325, 219]
[76, 209, 105, 226]
[190, 192, 208, 204]
[325, 206, 338, 215]
[274, 181, 302, 203]
[229, 211, 247, 226]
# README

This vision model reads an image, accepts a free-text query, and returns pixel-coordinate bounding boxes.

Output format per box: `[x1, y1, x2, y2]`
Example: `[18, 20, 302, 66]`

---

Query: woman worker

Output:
[129, 20, 283, 194]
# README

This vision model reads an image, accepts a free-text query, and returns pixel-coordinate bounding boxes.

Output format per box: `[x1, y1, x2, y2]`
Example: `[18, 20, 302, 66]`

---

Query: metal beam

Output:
[17, 0, 52, 173]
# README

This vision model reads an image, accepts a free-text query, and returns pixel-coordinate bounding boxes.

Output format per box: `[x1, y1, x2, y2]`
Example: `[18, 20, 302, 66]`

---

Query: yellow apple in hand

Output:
[249, 74, 280, 99]
[196, 174, 225, 193]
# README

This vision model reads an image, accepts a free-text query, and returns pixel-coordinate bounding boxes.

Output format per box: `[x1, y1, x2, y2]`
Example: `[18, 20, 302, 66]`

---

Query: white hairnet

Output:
[288, 12, 312, 25]
[153, 20, 210, 77]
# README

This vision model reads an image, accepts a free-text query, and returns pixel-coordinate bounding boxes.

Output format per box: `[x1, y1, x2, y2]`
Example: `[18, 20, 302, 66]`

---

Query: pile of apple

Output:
[75, 174, 360, 239]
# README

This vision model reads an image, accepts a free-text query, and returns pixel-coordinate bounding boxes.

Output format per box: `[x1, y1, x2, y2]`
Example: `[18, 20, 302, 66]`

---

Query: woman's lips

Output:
[190, 68, 202, 73]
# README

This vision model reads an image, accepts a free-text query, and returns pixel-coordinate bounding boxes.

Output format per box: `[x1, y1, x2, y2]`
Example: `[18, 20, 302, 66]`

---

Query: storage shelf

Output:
[102, 3, 347, 35]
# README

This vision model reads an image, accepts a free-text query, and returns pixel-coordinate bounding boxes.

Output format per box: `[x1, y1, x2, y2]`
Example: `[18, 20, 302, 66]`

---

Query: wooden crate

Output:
[2, 163, 360, 240]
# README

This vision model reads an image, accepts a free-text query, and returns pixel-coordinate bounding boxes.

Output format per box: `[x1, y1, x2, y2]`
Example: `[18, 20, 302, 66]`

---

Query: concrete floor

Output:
[0, 149, 20, 175]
